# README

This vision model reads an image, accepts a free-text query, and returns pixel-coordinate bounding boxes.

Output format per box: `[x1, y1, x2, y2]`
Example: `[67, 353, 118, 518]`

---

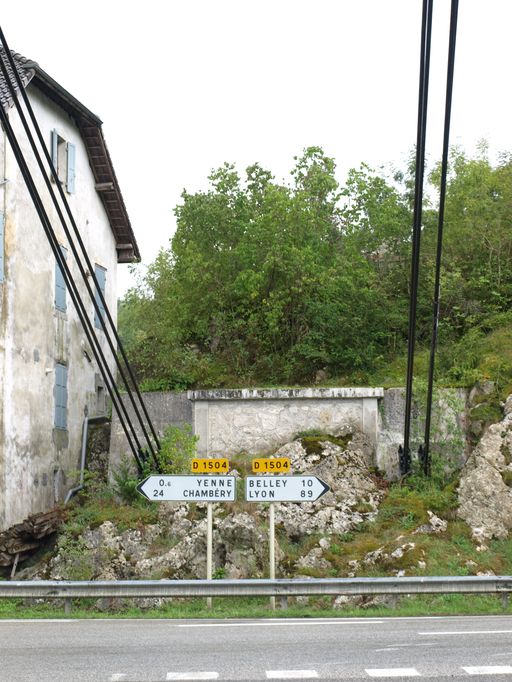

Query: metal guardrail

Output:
[0, 576, 511, 599]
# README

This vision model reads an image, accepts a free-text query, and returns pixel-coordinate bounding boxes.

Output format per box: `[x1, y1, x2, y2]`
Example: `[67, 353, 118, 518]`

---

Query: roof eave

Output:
[7, 57, 140, 264]
[29, 63, 102, 127]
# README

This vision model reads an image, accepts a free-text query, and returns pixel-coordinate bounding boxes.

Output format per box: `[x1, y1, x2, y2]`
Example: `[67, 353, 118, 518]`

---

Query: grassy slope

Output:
[1, 468, 512, 619]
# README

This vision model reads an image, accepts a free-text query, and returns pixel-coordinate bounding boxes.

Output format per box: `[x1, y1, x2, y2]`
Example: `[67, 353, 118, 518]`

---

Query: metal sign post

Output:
[206, 502, 213, 609]
[137, 473, 235, 609]
[269, 501, 276, 610]
[245, 474, 330, 611]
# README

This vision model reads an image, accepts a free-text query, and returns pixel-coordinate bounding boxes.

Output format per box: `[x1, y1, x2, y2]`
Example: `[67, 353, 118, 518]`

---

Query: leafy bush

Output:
[112, 455, 146, 504]
[158, 424, 199, 474]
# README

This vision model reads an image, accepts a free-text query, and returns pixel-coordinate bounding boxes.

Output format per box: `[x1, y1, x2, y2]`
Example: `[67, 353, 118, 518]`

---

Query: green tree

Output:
[121, 148, 405, 386]
[427, 145, 512, 337]
[119, 144, 512, 391]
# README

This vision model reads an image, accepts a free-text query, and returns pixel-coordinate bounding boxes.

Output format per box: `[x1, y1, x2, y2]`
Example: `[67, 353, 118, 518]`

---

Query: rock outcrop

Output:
[458, 394, 512, 543]
[27, 432, 384, 584]
[270, 438, 383, 537]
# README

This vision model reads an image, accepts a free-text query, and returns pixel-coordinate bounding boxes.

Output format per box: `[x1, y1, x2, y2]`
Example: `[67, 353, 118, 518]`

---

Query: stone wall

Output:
[109, 387, 468, 481]
[188, 388, 383, 456]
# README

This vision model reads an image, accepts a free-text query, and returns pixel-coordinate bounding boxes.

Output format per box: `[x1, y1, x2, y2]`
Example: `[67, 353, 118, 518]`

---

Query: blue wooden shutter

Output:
[51, 130, 58, 175]
[0, 213, 4, 282]
[66, 142, 76, 193]
[94, 264, 106, 329]
[54, 364, 68, 429]
[55, 246, 67, 311]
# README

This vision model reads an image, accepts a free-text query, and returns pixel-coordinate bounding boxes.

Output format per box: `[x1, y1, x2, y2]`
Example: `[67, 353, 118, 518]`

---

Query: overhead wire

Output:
[422, 0, 459, 475]
[401, 0, 434, 475]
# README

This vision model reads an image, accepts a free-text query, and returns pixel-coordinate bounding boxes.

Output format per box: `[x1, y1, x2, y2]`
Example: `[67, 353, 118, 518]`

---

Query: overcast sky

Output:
[2, 1, 512, 295]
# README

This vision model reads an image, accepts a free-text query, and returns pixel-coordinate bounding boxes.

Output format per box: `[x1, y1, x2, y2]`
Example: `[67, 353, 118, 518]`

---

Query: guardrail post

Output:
[389, 595, 399, 610]
[501, 593, 509, 610]
[64, 598, 72, 614]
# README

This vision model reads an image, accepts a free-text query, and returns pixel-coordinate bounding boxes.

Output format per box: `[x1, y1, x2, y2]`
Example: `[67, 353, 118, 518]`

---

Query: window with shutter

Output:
[54, 363, 68, 430]
[55, 245, 67, 312]
[66, 143, 76, 193]
[50, 130, 76, 194]
[51, 129, 58, 173]
[94, 264, 106, 329]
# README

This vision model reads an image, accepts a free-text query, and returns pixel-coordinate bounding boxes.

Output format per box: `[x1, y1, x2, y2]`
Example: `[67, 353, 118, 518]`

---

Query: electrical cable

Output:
[401, 0, 434, 475]
[423, 0, 459, 475]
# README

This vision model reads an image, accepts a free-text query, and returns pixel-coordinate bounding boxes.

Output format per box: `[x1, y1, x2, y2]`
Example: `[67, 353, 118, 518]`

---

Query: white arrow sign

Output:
[137, 475, 236, 502]
[245, 475, 329, 502]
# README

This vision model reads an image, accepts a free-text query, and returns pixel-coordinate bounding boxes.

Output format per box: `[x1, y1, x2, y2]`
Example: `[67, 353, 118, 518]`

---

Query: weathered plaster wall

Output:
[109, 392, 192, 478]
[188, 388, 384, 456]
[0, 87, 120, 530]
[0, 129, 6, 529]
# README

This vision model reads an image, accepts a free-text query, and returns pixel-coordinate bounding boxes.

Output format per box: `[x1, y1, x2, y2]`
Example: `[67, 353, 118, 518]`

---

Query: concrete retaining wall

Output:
[188, 388, 383, 457]
[109, 387, 467, 480]
[376, 387, 468, 478]
[109, 392, 191, 476]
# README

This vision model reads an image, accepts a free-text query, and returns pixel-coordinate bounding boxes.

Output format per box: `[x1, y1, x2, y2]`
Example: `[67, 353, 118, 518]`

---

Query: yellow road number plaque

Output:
[252, 457, 290, 473]
[191, 458, 229, 473]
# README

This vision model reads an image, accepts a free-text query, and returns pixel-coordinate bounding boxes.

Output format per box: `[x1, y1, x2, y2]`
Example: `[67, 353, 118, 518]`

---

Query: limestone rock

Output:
[458, 399, 512, 541]
[390, 542, 415, 560]
[216, 512, 269, 579]
[414, 511, 447, 535]
[295, 547, 331, 572]
[34, 429, 387, 589]
[427, 511, 447, 533]
[271, 438, 383, 537]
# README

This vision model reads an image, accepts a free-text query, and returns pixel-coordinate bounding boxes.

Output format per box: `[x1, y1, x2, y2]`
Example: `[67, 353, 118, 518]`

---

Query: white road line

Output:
[166, 674, 219, 681]
[374, 648, 400, 652]
[178, 620, 383, 628]
[365, 669, 420, 678]
[418, 630, 512, 636]
[376, 643, 436, 650]
[109, 675, 127, 681]
[266, 672, 319, 679]
[0, 619, 74, 623]
[462, 666, 512, 675]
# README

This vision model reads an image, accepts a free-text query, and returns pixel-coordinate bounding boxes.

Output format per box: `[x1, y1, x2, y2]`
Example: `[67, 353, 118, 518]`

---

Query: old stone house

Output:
[0, 50, 139, 530]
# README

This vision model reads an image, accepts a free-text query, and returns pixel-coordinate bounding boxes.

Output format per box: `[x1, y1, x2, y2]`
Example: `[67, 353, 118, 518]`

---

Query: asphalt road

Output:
[1, 615, 512, 681]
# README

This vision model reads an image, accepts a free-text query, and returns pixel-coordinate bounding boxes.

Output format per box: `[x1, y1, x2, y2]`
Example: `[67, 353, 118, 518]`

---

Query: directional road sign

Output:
[245, 475, 329, 502]
[137, 475, 236, 502]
